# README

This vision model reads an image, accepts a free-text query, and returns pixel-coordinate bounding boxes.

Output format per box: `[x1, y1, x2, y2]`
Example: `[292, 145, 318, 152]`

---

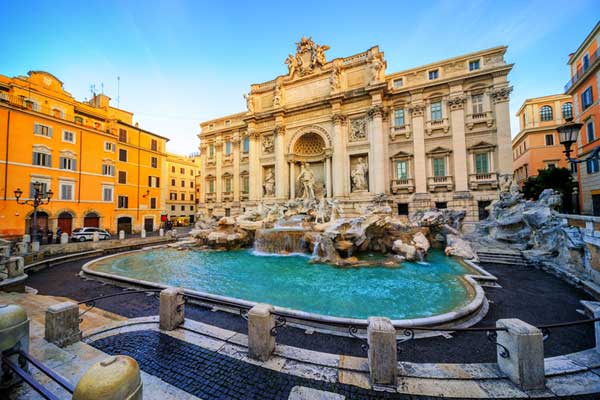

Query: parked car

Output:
[71, 227, 111, 242]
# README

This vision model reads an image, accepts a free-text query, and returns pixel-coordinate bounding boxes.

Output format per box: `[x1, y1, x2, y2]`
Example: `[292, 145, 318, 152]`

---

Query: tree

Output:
[521, 167, 577, 213]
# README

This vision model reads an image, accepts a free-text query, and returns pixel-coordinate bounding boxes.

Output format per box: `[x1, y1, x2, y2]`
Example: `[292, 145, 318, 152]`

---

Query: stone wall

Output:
[558, 214, 600, 290]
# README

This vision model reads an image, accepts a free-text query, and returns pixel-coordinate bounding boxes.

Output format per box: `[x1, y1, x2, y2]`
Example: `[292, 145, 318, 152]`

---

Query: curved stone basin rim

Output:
[80, 249, 487, 330]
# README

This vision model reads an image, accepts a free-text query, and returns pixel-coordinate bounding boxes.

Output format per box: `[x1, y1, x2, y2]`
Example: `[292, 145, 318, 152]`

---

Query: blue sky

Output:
[1, 1, 598, 154]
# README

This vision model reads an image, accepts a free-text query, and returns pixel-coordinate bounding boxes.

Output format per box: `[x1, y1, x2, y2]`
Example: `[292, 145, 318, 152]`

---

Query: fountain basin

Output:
[81, 247, 489, 333]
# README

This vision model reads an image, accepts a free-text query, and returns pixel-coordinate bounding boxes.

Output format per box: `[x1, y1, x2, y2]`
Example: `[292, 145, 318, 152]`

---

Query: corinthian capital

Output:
[273, 125, 285, 136]
[367, 105, 384, 119]
[447, 95, 466, 110]
[408, 103, 426, 117]
[491, 86, 513, 103]
[332, 113, 347, 125]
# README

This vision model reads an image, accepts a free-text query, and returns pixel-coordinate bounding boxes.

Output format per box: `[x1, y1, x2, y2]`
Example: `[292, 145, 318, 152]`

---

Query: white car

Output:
[71, 227, 111, 242]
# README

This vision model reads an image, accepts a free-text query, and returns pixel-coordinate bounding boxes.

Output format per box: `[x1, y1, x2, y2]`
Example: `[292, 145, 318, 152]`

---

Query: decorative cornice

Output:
[491, 86, 513, 103]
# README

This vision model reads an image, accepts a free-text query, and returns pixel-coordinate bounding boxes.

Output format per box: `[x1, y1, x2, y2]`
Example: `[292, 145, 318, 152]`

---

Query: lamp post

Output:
[14, 182, 53, 245]
[558, 117, 589, 164]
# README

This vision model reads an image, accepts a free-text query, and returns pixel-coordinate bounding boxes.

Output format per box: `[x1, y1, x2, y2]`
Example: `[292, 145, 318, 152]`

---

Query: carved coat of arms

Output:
[285, 37, 330, 78]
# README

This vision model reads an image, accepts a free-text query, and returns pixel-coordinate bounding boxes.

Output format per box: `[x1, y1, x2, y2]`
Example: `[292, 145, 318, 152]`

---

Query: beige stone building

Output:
[198, 38, 513, 223]
[166, 153, 201, 225]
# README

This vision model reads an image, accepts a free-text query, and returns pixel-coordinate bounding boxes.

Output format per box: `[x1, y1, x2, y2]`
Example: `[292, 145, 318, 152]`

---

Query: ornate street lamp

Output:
[558, 117, 590, 163]
[14, 182, 53, 244]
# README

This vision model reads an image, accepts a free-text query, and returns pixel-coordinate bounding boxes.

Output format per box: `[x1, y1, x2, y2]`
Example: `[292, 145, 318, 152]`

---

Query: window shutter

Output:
[148, 176, 152, 187]
[47, 154, 52, 167]
[72, 160, 77, 171]
[32, 152, 36, 165]
[156, 177, 160, 188]
[29, 182, 34, 198]
[49, 127, 53, 137]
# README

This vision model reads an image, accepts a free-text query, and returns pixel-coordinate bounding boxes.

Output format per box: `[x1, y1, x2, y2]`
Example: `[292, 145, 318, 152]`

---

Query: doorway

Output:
[84, 212, 100, 228]
[117, 217, 132, 234]
[57, 212, 73, 235]
[144, 218, 154, 232]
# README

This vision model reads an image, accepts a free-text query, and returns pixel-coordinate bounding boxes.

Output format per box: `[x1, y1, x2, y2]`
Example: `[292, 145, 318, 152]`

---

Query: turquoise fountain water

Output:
[89, 248, 472, 320]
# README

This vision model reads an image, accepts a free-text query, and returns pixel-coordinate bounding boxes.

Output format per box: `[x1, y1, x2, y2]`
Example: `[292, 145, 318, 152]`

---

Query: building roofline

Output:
[515, 93, 572, 115]
[117, 120, 170, 142]
[567, 21, 600, 65]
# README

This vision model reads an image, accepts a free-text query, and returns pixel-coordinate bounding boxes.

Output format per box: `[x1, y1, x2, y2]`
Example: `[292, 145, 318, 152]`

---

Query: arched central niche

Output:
[293, 132, 325, 156]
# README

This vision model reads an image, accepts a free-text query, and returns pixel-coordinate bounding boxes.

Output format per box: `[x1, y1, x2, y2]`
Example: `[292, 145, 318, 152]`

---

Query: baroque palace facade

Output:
[0, 71, 169, 239]
[198, 38, 514, 222]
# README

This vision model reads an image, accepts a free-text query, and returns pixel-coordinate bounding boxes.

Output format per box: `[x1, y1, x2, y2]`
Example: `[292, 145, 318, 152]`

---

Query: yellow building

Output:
[165, 153, 200, 225]
[0, 71, 169, 239]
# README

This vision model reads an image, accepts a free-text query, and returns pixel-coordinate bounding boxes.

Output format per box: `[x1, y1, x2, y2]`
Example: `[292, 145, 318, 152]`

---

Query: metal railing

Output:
[565, 48, 599, 92]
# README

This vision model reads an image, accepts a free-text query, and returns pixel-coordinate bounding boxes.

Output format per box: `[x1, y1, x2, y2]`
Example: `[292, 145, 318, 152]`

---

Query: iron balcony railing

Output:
[565, 48, 599, 92]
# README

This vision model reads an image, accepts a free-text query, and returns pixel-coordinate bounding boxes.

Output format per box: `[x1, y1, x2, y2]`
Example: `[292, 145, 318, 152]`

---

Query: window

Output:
[225, 120, 231, 127]
[562, 102, 573, 119]
[582, 87, 594, 110]
[190, 181, 194, 188]
[469, 60, 480, 71]
[181, 205, 185, 211]
[119, 149, 127, 162]
[540, 105, 553, 121]
[151, 157, 158, 168]
[59, 183, 74, 201]
[52, 108, 64, 119]
[428, 70, 439, 80]
[118, 129, 127, 142]
[430, 101, 442, 121]
[395, 160, 408, 179]
[118, 196, 129, 209]
[34, 123, 52, 137]
[225, 141, 232, 155]
[225, 177, 232, 192]
[74, 116, 84, 125]
[118, 171, 126, 183]
[171, 205, 175, 211]
[243, 137, 250, 153]
[583, 53, 590, 69]
[181, 193, 186, 201]
[29, 181, 49, 198]
[180, 167, 185, 174]
[151, 139, 157, 151]
[435, 202, 447, 209]
[60, 157, 76, 171]
[181, 180, 185, 187]
[472, 94, 484, 114]
[545, 134, 554, 146]
[190, 194, 194, 201]
[150, 198, 157, 209]
[190, 169, 194, 176]
[587, 120, 596, 143]
[32, 152, 51, 167]
[587, 158, 599, 174]
[242, 176, 249, 193]
[475, 153, 489, 174]
[171, 179, 176, 186]
[394, 109, 405, 127]
[433, 157, 446, 177]
[393, 78, 403, 88]
[225, 208, 231, 217]
[547, 163, 556, 169]
[171, 166, 175, 173]
[148, 176, 160, 188]
[209, 180, 215, 193]
[571, 162, 578, 174]
[104, 142, 115, 152]
[62, 130, 75, 143]
[103, 186, 113, 202]
[209, 144, 214, 158]
[169, 192, 177, 200]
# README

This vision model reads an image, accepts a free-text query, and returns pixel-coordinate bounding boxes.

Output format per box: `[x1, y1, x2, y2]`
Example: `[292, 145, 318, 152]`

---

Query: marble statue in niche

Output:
[297, 162, 316, 199]
[351, 157, 369, 192]
[263, 168, 275, 196]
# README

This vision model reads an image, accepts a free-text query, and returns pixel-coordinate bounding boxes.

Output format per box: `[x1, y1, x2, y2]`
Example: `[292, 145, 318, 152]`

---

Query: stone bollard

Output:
[159, 287, 185, 331]
[141, 229, 146, 239]
[17, 242, 28, 255]
[7, 257, 25, 278]
[248, 303, 275, 361]
[23, 234, 31, 244]
[367, 317, 397, 386]
[496, 319, 545, 390]
[119, 230, 125, 240]
[60, 232, 69, 244]
[73, 355, 142, 400]
[92, 232, 100, 242]
[159, 228, 164, 237]
[31, 241, 40, 252]
[45, 301, 82, 347]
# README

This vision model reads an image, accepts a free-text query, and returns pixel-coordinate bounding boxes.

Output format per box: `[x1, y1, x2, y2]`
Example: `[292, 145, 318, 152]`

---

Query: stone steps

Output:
[476, 249, 531, 266]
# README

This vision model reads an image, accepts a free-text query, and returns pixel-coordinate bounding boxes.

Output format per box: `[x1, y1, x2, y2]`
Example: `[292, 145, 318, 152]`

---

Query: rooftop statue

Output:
[286, 37, 330, 78]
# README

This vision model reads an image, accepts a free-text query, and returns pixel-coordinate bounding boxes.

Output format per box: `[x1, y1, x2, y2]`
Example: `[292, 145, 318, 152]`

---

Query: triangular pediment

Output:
[468, 141, 496, 151]
[426, 146, 452, 155]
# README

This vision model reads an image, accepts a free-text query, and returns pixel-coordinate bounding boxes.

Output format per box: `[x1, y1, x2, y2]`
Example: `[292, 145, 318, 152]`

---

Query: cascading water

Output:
[254, 229, 308, 254]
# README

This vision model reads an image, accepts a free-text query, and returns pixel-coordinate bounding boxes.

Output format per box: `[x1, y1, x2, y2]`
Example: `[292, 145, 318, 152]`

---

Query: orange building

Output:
[512, 94, 575, 187]
[0, 71, 169, 240]
[565, 21, 600, 215]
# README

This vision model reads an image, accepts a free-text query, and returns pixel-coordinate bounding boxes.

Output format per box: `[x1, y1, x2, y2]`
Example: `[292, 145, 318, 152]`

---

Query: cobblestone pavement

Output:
[91, 330, 424, 400]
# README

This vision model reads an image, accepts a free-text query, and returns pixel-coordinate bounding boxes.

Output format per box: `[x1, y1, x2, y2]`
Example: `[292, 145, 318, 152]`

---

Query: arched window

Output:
[562, 102, 573, 119]
[540, 105, 553, 121]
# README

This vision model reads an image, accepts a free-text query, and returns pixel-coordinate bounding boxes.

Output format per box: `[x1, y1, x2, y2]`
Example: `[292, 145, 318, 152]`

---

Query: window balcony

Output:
[466, 111, 494, 130]
[425, 117, 449, 134]
[427, 175, 454, 192]
[240, 192, 249, 201]
[390, 124, 412, 140]
[205, 193, 216, 202]
[565, 48, 599, 92]
[390, 178, 415, 194]
[468, 172, 498, 190]
[222, 192, 234, 202]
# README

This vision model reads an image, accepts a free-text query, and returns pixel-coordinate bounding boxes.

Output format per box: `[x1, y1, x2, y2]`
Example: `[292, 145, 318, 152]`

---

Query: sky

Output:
[1, 1, 598, 154]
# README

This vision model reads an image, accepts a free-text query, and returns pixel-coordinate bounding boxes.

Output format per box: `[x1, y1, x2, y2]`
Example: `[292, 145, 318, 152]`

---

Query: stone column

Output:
[289, 161, 296, 199]
[159, 287, 185, 331]
[496, 318, 545, 390]
[449, 95, 469, 192]
[325, 157, 332, 198]
[215, 139, 223, 203]
[367, 317, 397, 385]
[368, 106, 386, 194]
[248, 303, 275, 361]
[232, 134, 241, 203]
[274, 126, 288, 200]
[492, 85, 513, 178]
[45, 302, 82, 347]
[332, 114, 347, 197]
[248, 129, 260, 201]
[410, 103, 427, 193]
